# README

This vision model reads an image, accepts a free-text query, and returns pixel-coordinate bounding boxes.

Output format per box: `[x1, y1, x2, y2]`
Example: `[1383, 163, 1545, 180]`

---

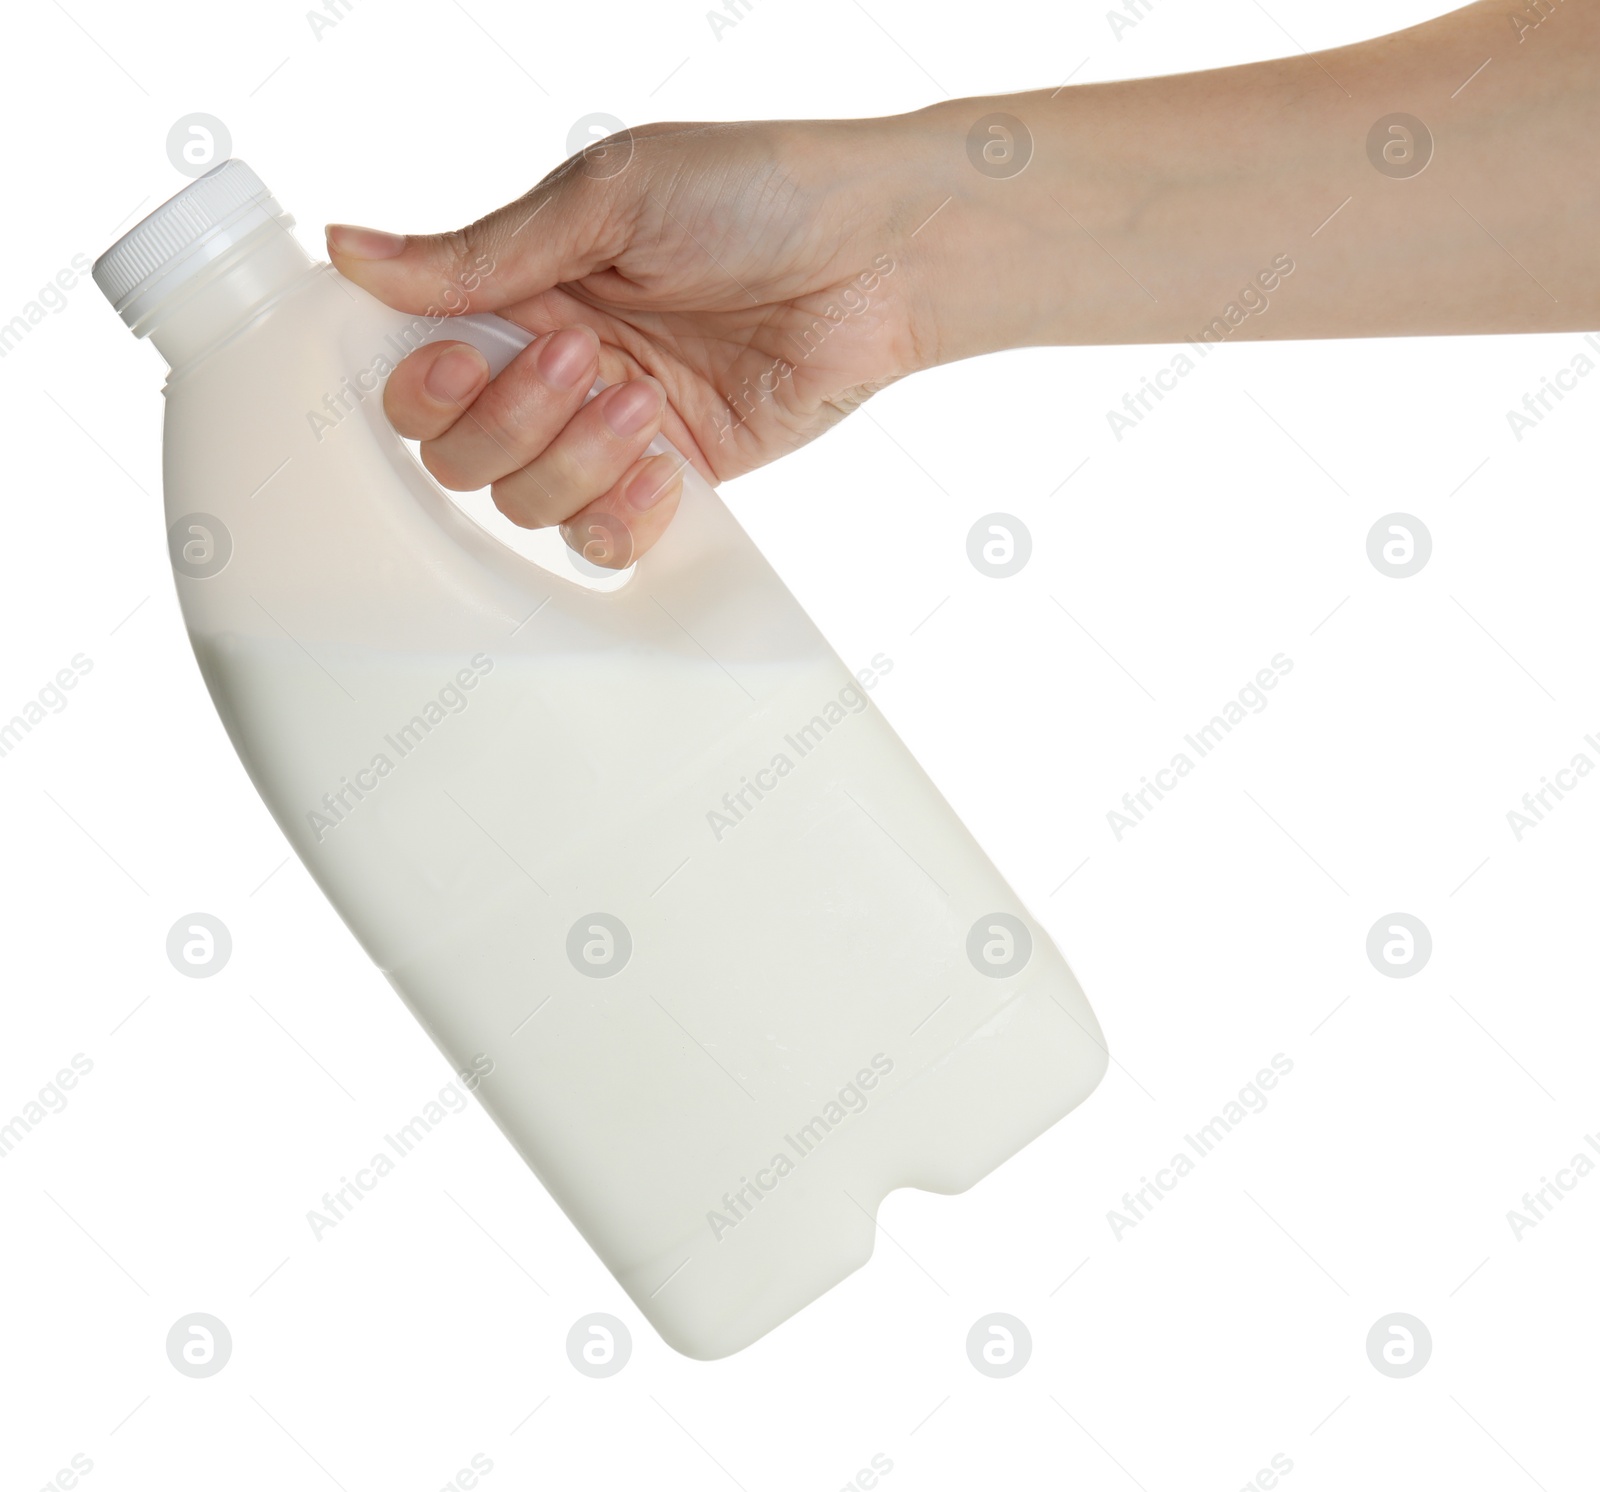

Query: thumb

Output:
[325, 166, 631, 318]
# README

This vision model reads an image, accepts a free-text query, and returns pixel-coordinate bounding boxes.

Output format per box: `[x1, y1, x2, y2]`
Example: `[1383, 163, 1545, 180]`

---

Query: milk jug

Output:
[93, 160, 1108, 1358]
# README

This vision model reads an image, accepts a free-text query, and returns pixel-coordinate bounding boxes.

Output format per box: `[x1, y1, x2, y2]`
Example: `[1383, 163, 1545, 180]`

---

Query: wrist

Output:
[882, 96, 1087, 367]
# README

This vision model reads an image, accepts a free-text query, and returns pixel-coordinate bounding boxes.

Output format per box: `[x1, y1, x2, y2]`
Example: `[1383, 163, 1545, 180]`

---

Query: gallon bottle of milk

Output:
[93, 160, 1108, 1358]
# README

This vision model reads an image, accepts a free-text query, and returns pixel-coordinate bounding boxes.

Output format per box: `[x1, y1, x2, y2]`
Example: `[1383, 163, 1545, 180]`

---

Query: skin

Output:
[328, 0, 1600, 567]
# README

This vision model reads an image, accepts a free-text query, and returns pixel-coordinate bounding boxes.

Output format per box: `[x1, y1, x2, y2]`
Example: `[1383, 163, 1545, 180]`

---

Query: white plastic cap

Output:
[93, 160, 293, 333]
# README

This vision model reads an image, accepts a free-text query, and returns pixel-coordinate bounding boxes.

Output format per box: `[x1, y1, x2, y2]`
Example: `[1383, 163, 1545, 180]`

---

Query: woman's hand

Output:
[333, 0, 1600, 568]
[328, 117, 939, 566]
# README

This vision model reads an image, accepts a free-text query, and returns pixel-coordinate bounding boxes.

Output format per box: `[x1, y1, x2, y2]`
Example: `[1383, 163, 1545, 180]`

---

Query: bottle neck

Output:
[146, 226, 315, 368]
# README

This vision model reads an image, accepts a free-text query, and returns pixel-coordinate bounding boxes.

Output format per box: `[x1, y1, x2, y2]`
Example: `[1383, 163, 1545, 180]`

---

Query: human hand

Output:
[327, 117, 938, 566]
[332, 1, 1600, 572]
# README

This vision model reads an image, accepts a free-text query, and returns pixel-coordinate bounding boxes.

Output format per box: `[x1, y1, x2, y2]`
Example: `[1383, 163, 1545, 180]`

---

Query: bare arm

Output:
[331, 2, 1598, 563]
[914, 0, 1600, 360]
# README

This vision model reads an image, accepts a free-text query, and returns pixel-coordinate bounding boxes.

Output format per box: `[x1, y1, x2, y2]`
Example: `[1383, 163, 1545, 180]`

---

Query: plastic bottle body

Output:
[159, 259, 1108, 1358]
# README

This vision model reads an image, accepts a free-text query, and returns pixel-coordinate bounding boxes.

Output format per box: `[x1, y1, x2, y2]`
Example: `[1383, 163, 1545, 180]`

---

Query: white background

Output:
[3, 1, 1597, 1488]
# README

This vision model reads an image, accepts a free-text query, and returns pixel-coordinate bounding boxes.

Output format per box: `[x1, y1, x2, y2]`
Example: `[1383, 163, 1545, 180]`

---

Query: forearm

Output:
[896, 1, 1600, 362]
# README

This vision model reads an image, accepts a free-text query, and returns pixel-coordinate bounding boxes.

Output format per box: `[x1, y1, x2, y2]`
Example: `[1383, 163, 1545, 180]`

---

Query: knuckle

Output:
[437, 225, 479, 277]
[429, 223, 498, 307]
[468, 396, 545, 468]
[536, 442, 589, 498]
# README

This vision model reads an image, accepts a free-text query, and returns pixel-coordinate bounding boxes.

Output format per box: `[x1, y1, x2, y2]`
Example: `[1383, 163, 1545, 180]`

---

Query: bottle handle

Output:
[414, 312, 681, 564]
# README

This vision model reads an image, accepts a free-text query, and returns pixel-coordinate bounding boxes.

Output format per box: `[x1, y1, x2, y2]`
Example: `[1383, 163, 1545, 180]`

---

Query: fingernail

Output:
[604, 378, 664, 438]
[537, 326, 595, 390]
[626, 456, 683, 512]
[425, 346, 486, 404]
[326, 224, 407, 259]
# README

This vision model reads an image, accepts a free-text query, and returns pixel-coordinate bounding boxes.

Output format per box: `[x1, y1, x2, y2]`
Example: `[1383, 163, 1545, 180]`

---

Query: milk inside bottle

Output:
[93, 160, 1108, 1358]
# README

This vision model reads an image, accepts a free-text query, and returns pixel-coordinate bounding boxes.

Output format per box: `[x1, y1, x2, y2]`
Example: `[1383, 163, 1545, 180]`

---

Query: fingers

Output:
[385, 328, 682, 562]
[382, 341, 490, 440]
[488, 375, 666, 530]
[559, 454, 688, 571]
[325, 150, 637, 317]
[388, 326, 602, 487]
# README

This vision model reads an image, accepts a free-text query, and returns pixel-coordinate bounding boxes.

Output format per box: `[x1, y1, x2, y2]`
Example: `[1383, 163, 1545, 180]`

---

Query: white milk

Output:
[97, 161, 1108, 1358]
